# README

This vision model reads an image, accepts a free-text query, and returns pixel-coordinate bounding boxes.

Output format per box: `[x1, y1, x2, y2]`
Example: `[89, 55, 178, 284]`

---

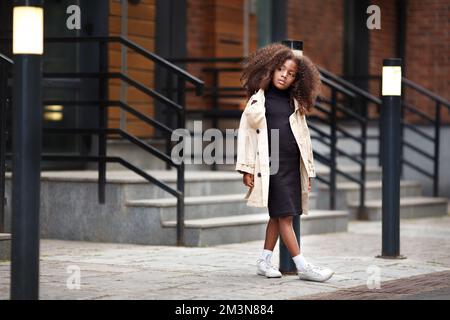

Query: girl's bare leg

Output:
[263, 217, 279, 251]
[278, 215, 300, 257]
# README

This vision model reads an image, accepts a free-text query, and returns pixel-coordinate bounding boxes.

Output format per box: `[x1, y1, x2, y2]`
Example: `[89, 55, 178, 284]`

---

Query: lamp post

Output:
[378, 58, 405, 259]
[10, 0, 44, 299]
[279, 39, 303, 274]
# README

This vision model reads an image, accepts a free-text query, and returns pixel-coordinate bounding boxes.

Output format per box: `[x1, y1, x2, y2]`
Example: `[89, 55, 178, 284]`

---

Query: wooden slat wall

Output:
[108, 0, 156, 138]
[214, 0, 257, 109]
[186, 0, 257, 112]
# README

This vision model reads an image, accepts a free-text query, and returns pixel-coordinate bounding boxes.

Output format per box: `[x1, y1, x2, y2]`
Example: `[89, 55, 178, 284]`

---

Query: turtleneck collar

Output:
[266, 82, 291, 98]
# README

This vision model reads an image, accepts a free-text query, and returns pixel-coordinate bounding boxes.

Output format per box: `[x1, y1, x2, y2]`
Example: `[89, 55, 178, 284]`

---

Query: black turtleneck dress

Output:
[265, 83, 302, 217]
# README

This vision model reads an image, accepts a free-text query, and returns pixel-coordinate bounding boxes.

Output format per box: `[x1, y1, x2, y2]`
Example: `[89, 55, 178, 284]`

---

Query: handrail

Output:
[43, 72, 185, 112]
[43, 99, 174, 135]
[0, 53, 13, 65]
[319, 77, 357, 98]
[318, 66, 382, 105]
[42, 127, 181, 169]
[402, 77, 450, 109]
[40, 36, 204, 94]
[0, 36, 203, 245]
[35, 154, 182, 198]
[169, 56, 369, 212]
[0, 55, 12, 233]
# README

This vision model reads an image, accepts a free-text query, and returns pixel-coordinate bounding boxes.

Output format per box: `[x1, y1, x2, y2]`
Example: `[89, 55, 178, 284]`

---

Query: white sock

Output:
[293, 253, 309, 271]
[260, 249, 273, 262]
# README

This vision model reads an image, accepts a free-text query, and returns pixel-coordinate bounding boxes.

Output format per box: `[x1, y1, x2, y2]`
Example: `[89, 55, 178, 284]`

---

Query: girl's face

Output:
[272, 59, 297, 90]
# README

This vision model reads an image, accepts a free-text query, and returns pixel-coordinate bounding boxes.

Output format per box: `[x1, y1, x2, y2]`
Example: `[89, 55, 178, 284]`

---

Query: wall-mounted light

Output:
[13, 6, 44, 55]
[382, 58, 402, 96]
[44, 105, 64, 121]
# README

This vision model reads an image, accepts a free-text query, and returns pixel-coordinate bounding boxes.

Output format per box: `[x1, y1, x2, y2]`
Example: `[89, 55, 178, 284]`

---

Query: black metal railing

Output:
[346, 74, 450, 197]
[309, 76, 368, 212]
[168, 57, 375, 212]
[0, 53, 13, 233]
[399, 77, 450, 196]
[0, 37, 204, 245]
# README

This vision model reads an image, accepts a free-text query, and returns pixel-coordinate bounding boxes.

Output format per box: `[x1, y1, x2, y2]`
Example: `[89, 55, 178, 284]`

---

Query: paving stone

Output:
[0, 217, 450, 300]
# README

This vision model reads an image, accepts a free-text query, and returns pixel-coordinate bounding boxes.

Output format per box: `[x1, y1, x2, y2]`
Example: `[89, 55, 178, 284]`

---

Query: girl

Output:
[236, 42, 334, 282]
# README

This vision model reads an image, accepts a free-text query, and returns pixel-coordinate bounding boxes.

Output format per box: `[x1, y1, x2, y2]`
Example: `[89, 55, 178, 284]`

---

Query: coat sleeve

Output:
[307, 140, 316, 178]
[235, 104, 256, 175]
[304, 116, 316, 178]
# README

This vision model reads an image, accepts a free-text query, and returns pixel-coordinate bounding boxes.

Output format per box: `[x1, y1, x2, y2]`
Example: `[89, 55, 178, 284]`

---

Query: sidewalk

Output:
[1, 216, 450, 300]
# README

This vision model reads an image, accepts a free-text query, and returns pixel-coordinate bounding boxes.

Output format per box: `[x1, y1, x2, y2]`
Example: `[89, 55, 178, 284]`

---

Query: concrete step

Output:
[127, 192, 319, 220]
[315, 164, 382, 183]
[13, 170, 321, 201]
[5, 167, 382, 204]
[348, 196, 449, 221]
[0, 233, 11, 261]
[162, 210, 349, 246]
[316, 180, 422, 210]
[5, 170, 246, 199]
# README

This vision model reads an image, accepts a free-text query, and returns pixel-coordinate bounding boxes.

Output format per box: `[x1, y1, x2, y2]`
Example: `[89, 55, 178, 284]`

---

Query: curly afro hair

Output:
[240, 43, 321, 115]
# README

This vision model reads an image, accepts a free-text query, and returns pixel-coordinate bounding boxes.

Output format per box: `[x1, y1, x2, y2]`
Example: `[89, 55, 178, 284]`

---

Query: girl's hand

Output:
[308, 179, 312, 193]
[243, 173, 254, 188]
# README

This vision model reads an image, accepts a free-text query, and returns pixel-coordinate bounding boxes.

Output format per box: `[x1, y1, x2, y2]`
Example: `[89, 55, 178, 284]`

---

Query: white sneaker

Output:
[256, 259, 282, 278]
[297, 263, 334, 282]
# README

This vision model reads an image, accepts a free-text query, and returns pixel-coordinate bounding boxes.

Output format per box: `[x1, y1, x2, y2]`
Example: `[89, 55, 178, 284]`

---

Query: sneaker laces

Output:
[259, 259, 278, 272]
[266, 263, 279, 272]
[303, 263, 327, 276]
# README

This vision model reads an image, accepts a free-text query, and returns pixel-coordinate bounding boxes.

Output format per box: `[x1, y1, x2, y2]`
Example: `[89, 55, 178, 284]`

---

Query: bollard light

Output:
[281, 39, 303, 57]
[378, 58, 406, 260]
[13, 6, 44, 55]
[382, 59, 402, 96]
[11, 0, 44, 300]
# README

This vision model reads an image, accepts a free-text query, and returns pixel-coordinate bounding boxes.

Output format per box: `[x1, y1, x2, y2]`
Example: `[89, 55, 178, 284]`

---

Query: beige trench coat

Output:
[235, 88, 316, 215]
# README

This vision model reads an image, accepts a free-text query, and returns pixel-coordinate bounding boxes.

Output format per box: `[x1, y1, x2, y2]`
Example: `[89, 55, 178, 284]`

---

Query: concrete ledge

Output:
[318, 180, 421, 191]
[127, 192, 318, 208]
[127, 193, 249, 208]
[317, 180, 423, 210]
[348, 197, 449, 220]
[5, 170, 242, 184]
[162, 210, 348, 246]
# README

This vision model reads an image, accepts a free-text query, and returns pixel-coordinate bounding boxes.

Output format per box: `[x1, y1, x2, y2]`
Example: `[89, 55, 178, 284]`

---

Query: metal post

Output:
[378, 58, 405, 259]
[359, 97, 367, 216]
[11, 0, 44, 299]
[433, 101, 441, 197]
[176, 77, 186, 246]
[119, 0, 128, 131]
[211, 69, 219, 171]
[0, 63, 7, 233]
[329, 88, 337, 210]
[98, 40, 108, 204]
[165, 73, 174, 170]
[399, 96, 405, 179]
[279, 216, 300, 274]
[279, 39, 303, 274]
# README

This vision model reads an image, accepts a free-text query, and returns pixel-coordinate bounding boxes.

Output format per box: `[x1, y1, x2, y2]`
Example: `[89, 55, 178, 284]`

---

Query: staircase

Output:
[2, 169, 348, 247]
[315, 163, 448, 221]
